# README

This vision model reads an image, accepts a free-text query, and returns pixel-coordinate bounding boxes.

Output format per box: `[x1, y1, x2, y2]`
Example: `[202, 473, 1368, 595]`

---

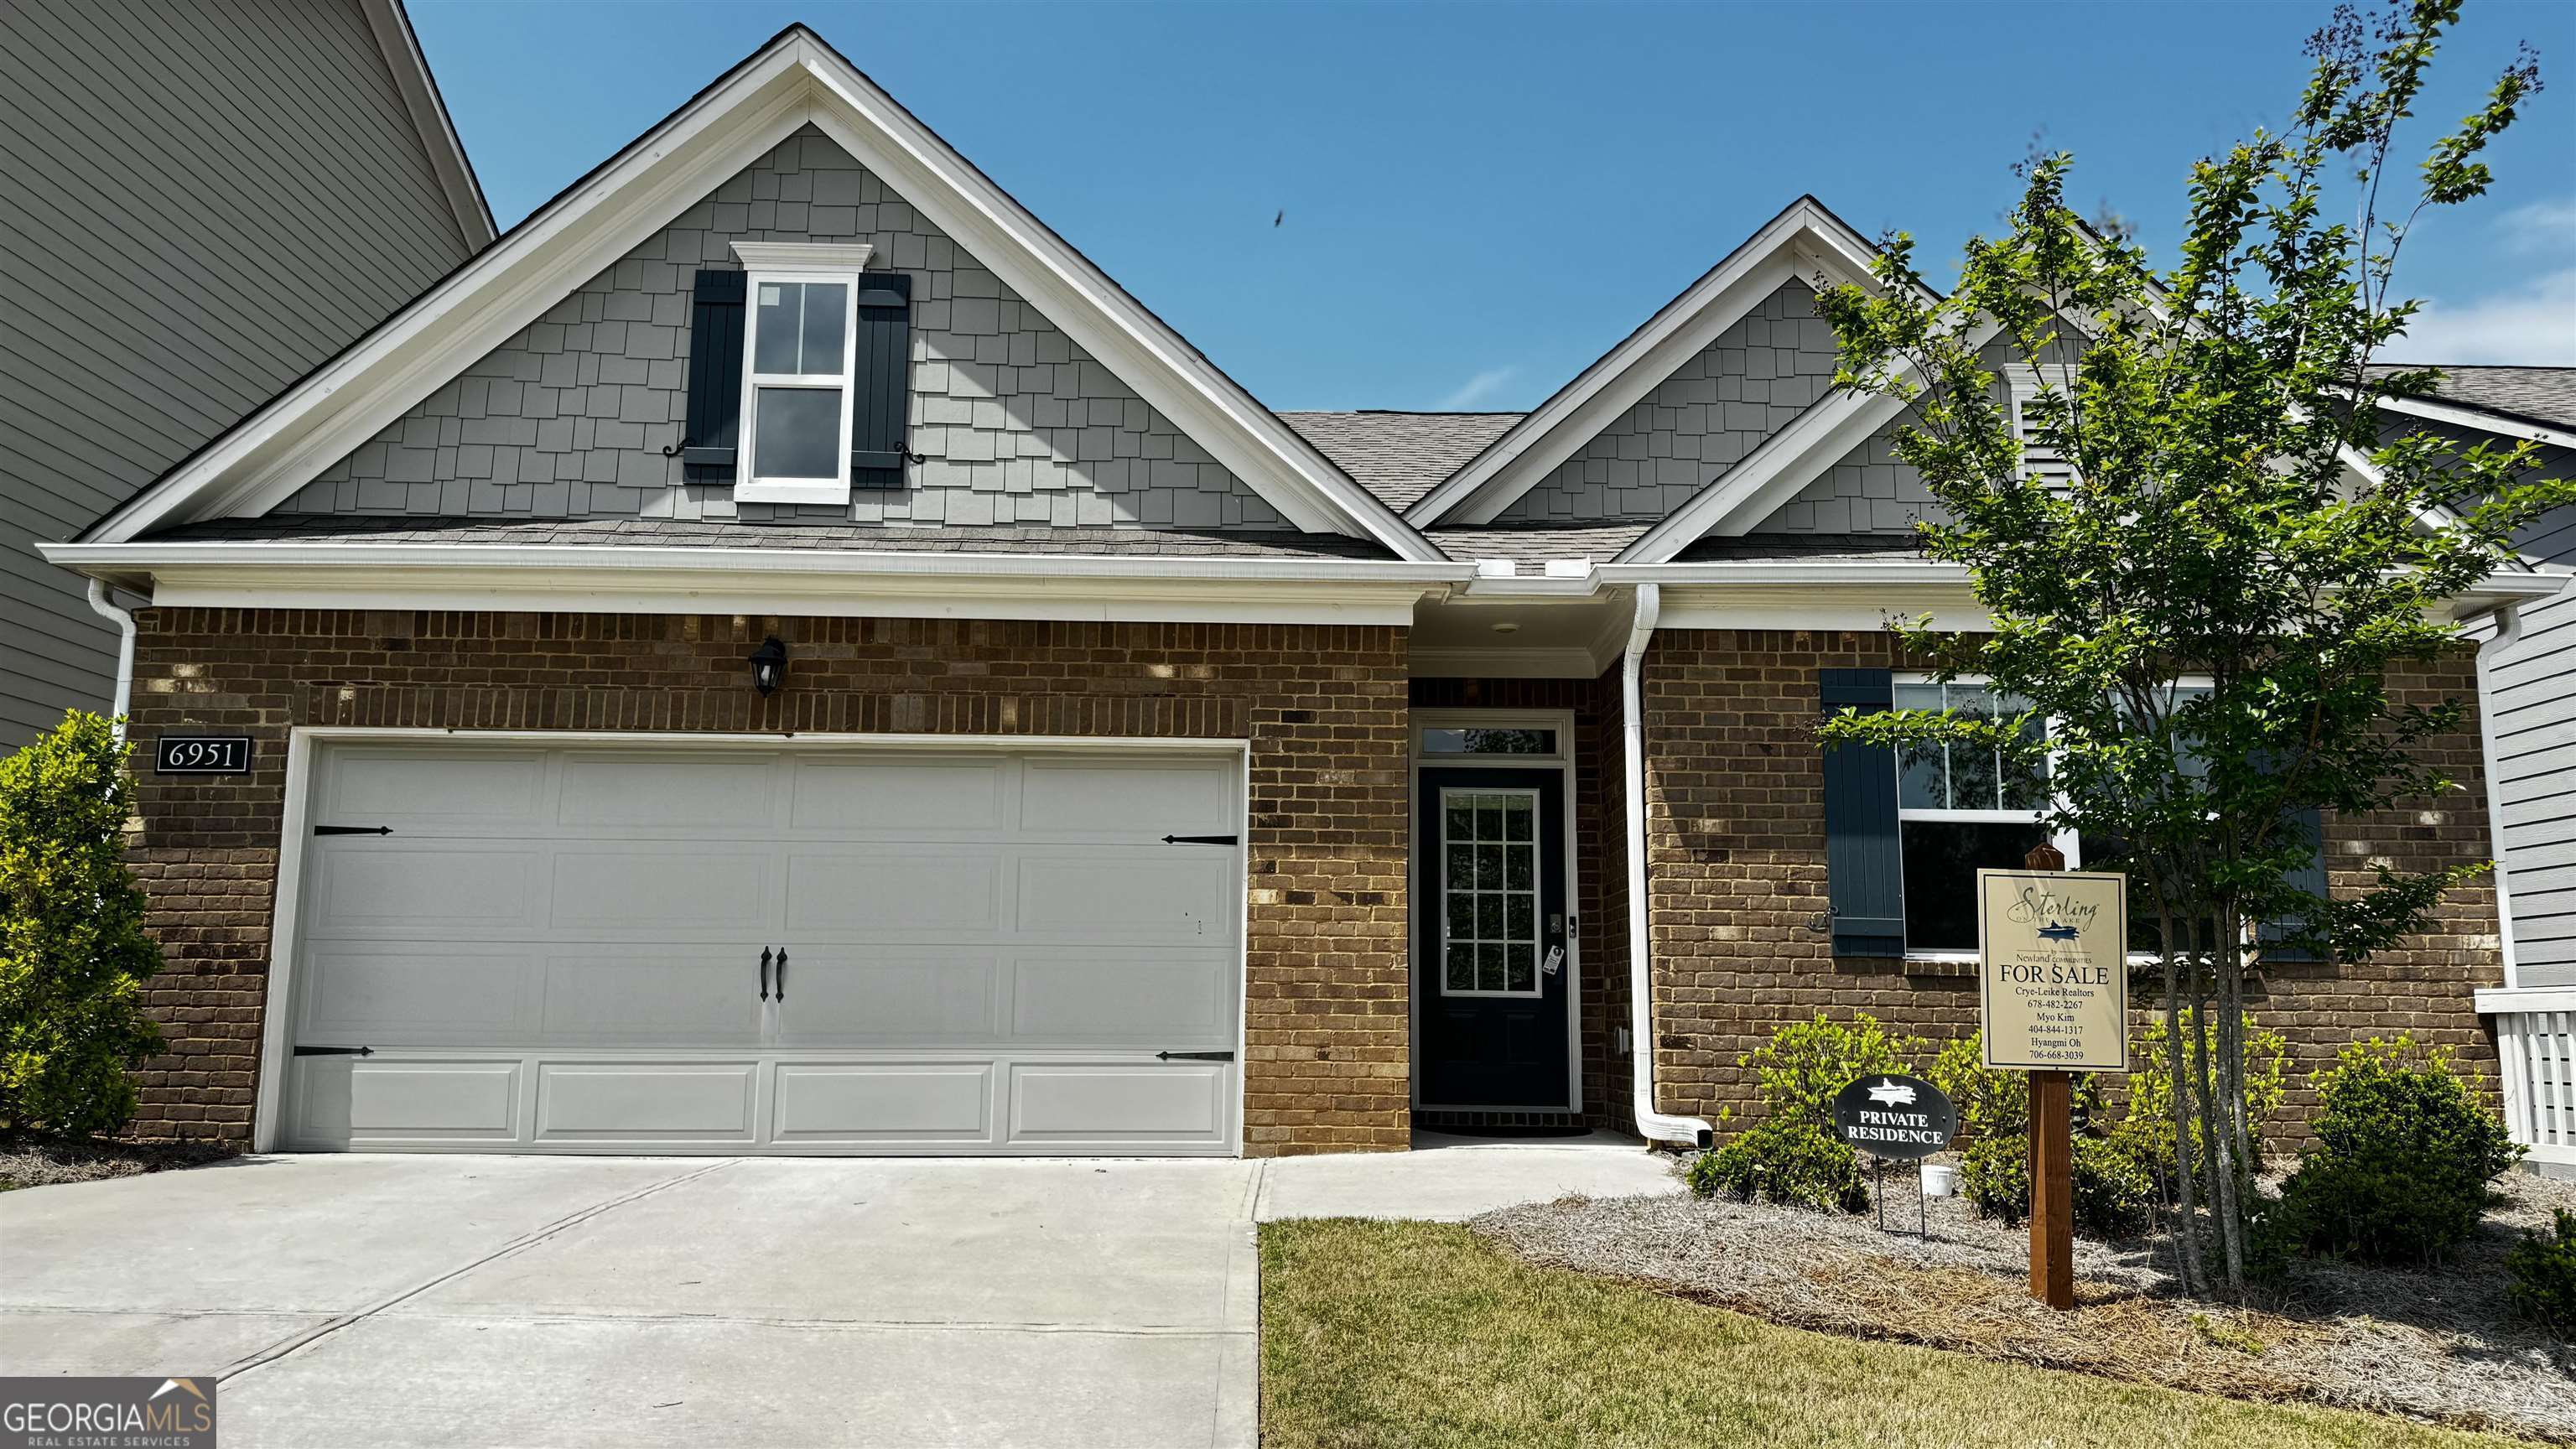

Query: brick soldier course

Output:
[121, 607, 1412, 1156]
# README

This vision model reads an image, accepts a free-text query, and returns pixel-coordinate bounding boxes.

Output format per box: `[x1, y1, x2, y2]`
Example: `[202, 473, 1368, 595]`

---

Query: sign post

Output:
[1977, 848, 2127, 1311]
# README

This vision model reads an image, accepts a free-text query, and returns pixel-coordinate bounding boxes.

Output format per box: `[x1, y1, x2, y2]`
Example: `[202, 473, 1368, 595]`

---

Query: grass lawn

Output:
[1259, 1218, 2526, 1449]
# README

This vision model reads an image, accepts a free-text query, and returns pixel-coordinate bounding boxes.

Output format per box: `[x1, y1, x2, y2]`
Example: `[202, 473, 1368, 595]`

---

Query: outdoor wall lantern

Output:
[747, 636, 789, 697]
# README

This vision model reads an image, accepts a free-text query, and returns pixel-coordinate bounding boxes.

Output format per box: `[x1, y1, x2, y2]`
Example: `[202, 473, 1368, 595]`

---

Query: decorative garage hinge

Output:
[292, 1045, 374, 1057]
[1160, 834, 1238, 845]
[1155, 1050, 1235, 1062]
[314, 824, 392, 836]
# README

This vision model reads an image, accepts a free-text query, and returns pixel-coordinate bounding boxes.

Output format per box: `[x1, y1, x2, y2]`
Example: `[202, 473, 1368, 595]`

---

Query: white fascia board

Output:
[2377, 394, 2576, 450]
[2476, 986, 2576, 1014]
[42, 542, 1463, 626]
[86, 47, 817, 545]
[789, 44, 1440, 561]
[1408, 199, 1893, 528]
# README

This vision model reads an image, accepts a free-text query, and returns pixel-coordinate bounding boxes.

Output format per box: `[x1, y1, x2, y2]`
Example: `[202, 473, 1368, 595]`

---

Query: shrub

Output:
[2255, 1036, 2523, 1270]
[2504, 1208, 2576, 1338]
[1687, 1117, 1870, 1214]
[1932, 1033, 2148, 1237]
[2119, 1008, 2289, 1201]
[1742, 1013, 1926, 1128]
[1, 713, 164, 1135]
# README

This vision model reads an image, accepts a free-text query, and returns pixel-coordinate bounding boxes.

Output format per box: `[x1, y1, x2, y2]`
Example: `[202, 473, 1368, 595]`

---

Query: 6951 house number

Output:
[153, 735, 253, 775]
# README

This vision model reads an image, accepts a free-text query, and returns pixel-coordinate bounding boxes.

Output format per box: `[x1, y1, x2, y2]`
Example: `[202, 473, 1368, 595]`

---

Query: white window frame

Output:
[732, 241, 873, 505]
[1893, 672, 2215, 963]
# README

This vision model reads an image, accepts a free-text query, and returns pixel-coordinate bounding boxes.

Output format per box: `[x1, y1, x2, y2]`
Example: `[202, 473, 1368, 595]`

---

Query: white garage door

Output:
[277, 742, 1243, 1155]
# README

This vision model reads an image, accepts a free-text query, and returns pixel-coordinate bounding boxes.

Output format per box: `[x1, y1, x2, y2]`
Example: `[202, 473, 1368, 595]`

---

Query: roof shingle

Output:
[1278, 411, 1523, 512]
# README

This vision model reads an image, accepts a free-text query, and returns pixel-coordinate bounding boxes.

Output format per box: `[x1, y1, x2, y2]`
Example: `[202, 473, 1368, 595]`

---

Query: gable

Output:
[1494, 282, 1840, 523]
[278, 127, 1285, 531]
[1750, 419, 1937, 535]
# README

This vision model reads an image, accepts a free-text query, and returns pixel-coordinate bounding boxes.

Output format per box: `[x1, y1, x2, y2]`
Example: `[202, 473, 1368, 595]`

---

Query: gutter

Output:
[2474, 601, 2527, 990]
[1621, 583, 1716, 1150]
[84, 580, 138, 741]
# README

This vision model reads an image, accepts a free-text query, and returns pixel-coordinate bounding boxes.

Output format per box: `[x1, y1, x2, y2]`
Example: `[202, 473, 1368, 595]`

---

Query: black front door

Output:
[1415, 766, 1571, 1109]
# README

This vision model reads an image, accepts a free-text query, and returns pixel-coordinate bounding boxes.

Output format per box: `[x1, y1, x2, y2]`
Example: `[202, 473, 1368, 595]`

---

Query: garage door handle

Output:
[759, 948, 771, 1001]
[774, 948, 787, 1001]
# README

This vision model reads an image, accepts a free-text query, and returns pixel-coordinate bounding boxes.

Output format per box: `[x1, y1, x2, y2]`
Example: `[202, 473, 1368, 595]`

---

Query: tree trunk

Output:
[2158, 902, 2205, 1296]
[2210, 907, 2248, 1299]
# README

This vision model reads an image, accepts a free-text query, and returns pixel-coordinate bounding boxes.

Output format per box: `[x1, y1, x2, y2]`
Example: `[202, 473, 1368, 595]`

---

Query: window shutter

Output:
[1820, 668, 1906, 957]
[2258, 806, 2329, 963]
[849, 271, 913, 490]
[680, 269, 746, 483]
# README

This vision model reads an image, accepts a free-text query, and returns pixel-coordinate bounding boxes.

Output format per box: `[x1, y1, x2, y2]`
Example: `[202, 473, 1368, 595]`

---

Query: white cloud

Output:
[2498, 197, 2576, 255]
[1436, 366, 1519, 409]
[2381, 267, 2576, 366]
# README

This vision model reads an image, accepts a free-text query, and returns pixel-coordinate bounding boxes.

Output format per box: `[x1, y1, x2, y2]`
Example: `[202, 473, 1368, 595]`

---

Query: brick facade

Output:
[119, 607, 1410, 1156]
[1634, 627, 2508, 1143]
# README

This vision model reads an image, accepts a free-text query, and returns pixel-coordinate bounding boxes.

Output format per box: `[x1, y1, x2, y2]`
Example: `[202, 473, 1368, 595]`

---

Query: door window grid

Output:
[1439, 788, 1540, 997]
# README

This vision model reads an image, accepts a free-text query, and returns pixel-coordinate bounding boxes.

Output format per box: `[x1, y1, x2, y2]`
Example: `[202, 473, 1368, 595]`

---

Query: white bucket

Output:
[1919, 1163, 1961, 1198]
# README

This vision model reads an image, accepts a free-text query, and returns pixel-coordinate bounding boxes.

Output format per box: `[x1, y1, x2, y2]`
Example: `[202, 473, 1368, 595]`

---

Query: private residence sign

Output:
[1976, 868, 2130, 1073]
[1831, 1073, 1956, 1161]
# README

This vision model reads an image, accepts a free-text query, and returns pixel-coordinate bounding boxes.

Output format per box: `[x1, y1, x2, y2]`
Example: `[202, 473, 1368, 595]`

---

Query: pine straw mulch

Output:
[0, 1134, 236, 1191]
[1472, 1163, 2576, 1444]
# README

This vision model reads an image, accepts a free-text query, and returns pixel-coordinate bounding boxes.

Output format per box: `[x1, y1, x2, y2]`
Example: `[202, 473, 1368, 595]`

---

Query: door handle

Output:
[774, 948, 787, 1001]
[760, 947, 771, 1001]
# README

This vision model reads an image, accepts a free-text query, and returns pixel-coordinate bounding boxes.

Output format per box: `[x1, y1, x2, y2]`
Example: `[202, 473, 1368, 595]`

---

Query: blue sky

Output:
[413, 1, 2576, 412]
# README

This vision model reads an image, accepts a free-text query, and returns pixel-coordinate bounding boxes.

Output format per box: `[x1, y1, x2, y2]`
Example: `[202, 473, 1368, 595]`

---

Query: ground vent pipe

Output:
[1623, 583, 1714, 1150]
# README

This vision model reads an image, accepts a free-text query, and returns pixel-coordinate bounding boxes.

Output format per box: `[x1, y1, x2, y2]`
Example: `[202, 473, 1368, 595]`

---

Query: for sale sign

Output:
[1976, 868, 2129, 1072]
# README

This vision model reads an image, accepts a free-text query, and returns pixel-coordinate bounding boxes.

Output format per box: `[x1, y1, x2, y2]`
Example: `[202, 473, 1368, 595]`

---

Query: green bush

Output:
[1687, 1117, 1871, 1214]
[1742, 1012, 1927, 1128]
[2255, 1036, 2523, 1270]
[2119, 1008, 2289, 1202]
[1, 713, 164, 1135]
[2504, 1208, 2576, 1337]
[1931, 1033, 2149, 1237]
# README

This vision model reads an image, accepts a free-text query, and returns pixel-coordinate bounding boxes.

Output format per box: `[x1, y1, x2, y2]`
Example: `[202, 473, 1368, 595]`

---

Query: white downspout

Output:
[1623, 584, 1714, 1150]
[84, 579, 138, 741]
[2474, 601, 2525, 990]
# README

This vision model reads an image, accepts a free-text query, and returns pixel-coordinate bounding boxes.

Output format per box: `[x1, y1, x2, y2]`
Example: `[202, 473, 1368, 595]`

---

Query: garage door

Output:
[277, 743, 1242, 1155]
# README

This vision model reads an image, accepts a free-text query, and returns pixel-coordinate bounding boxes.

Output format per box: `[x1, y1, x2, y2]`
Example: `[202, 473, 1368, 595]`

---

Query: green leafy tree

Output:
[2, 712, 164, 1135]
[1810, 0, 2563, 1297]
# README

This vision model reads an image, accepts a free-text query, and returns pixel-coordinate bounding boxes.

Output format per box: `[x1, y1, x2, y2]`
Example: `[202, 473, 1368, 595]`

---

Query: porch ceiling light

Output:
[747, 635, 789, 696]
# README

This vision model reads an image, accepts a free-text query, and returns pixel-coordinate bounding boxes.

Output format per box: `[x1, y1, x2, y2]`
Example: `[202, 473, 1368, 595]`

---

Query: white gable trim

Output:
[2377, 392, 2576, 451]
[1404, 197, 1894, 528]
[84, 29, 1441, 563]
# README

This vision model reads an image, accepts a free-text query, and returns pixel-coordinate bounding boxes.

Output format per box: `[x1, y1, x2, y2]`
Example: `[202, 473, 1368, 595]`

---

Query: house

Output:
[0, 0, 493, 748]
[2376, 367, 2576, 1171]
[39, 26, 2560, 1158]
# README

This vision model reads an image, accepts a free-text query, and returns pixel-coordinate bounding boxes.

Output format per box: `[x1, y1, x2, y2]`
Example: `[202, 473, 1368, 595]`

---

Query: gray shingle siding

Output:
[1752, 421, 1940, 534]
[1496, 282, 1842, 523]
[1, 0, 476, 745]
[283, 127, 1285, 532]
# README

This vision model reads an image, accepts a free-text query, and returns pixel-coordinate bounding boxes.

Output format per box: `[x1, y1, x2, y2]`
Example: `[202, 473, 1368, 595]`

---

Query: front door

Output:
[1415, 767, 1571, 1109]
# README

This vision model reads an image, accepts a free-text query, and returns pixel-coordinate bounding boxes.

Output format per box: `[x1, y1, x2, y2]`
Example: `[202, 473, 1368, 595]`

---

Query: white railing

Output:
[2480, 988, 2576, 1167]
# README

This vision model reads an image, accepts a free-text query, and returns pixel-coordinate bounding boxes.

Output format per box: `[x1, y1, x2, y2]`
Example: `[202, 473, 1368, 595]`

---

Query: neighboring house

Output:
[2373, 366, 2576, 1169]
[41, 27, 2561, 1161]
[1, 0, 493, 746]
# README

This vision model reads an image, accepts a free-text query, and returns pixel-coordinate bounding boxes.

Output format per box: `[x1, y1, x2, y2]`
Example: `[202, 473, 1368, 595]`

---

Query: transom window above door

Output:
[1439, 788, 1540, 996]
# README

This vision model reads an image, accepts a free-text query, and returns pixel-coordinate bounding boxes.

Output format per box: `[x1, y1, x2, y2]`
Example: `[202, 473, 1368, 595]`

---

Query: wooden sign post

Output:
[1977, 847, 2127, 1312]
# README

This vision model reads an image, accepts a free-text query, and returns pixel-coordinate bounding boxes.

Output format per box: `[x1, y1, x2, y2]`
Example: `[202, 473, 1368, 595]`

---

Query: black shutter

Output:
[2258, 806, 2329, 963]
[849, 272, 912, 490]
[1820, 668, 1906, 957]
[680, 269, 746, 483]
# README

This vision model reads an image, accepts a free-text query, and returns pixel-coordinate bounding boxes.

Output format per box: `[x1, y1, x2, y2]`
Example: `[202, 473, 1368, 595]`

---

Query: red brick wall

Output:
[119, 608, 1412, 1156]
[1637, 628, 2506, 1145]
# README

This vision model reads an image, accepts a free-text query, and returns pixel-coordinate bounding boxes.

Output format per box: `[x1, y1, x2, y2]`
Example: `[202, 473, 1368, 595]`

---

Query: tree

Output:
[1, 712, 164, 1136]
[1810, 0, 2563, 1298]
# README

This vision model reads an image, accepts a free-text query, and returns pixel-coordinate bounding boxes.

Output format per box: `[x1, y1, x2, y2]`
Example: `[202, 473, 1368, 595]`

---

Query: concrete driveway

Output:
[0, 1140, 1676, 1447]
[0, 1155, 1262, 1448]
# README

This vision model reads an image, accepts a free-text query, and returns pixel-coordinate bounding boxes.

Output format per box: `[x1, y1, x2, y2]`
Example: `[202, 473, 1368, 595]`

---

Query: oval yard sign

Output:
[1831, 1073, 1956, 1161]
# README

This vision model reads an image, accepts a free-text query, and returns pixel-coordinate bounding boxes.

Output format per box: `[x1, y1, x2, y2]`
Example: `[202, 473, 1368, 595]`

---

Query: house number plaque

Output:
[153, 735, 253, 776]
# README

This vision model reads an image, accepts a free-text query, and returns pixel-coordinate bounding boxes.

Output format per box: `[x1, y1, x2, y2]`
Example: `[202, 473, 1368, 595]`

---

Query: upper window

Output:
[1893, 678, 2064, 953]
[732, 242, 872, 504]
[1420, 727, 1560, 757]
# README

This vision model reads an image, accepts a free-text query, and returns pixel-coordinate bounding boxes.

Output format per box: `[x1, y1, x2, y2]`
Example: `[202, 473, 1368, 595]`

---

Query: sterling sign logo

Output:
[2, 1375, 216, 1448]
[1830, 1074, 1957, 1162]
